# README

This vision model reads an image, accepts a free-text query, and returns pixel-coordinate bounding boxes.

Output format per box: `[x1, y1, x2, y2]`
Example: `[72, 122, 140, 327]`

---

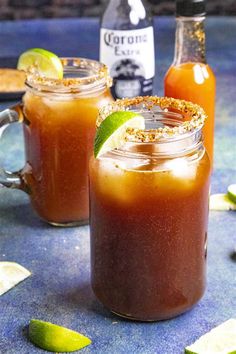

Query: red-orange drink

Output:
[90, 97, 211, 321]
[23, 58, 112, 226]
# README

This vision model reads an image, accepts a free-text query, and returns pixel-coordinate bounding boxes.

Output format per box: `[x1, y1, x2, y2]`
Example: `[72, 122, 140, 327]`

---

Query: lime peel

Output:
[185, 319, 236, 354]
[17, 48, 63, 79]
[227, 184, 236, 204]
[94, 111, 145, 158]
[0, 261, 31, 296]
[29, 319, 91, 352]
[210, 193, 236, 211]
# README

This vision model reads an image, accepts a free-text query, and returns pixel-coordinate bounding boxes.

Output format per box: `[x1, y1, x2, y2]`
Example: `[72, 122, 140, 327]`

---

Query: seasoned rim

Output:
[97, 96, 207, 142]
[25, 57, 112, 93]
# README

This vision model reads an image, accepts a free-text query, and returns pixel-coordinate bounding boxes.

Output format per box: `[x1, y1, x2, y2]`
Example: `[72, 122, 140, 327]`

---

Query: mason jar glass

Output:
[0, 58, 113, 226]
[90, 96, 211, 321]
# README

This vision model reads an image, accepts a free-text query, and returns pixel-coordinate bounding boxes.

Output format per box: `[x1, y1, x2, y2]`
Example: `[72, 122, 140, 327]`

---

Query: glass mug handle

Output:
[0, 104, 27, 191]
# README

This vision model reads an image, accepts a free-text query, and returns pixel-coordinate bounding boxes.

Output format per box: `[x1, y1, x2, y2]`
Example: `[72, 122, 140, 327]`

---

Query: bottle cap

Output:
[176, 0, 206, 17]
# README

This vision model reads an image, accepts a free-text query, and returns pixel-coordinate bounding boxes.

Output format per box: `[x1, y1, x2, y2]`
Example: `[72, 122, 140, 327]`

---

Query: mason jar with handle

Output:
[0, 58, 112, 226]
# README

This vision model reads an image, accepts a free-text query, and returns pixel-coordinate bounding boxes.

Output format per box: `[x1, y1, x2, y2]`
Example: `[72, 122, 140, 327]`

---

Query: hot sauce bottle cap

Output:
[176, 0, 206, 17]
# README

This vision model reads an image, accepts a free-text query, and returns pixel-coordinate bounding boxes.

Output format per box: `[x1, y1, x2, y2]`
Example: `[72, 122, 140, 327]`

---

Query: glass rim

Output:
[107, 118, 204, 160]
[25, 57, 112, 94]
[107, 140, 204, 160]
[97, 96, 207, 144]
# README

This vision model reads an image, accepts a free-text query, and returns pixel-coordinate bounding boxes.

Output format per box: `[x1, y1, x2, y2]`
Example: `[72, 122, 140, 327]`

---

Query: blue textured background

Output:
[0, 17, 236, 354]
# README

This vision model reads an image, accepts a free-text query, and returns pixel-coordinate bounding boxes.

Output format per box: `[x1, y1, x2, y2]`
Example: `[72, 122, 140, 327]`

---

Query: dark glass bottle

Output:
[164, 0, 216, 164]
[100, 0, 155, 99]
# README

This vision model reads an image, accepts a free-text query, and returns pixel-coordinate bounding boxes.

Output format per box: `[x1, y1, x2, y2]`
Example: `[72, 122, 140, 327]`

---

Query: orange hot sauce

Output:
[164, 0, 216, 165]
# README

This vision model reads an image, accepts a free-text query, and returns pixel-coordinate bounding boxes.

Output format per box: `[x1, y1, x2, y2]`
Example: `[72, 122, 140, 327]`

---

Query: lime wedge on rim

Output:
[0, 261, 31, 296]
[94, 111, 145, 158]
[28, 319, 91, 352]
[185, 319, 236, 354]
[17, 48, 63, 79]
[227, 184, 236, 204]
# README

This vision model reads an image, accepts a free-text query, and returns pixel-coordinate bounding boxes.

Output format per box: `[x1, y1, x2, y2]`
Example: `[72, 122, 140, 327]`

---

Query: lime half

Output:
[210, 194, 236, 211]
[29, 319, 91, 352]
[227, 184, 236, 204]
[94, 111, 145, 158]
[185, 319, 236, 354]
[0, 261, 31, 296]
[17, 48, 63, 79]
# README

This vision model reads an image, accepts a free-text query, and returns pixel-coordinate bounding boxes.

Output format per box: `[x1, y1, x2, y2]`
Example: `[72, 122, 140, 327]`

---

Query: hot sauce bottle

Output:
[164, 0, 215, 165]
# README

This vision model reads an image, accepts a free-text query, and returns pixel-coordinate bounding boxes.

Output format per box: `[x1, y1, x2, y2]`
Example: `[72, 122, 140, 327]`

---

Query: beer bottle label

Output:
[100, 27, 155, 98]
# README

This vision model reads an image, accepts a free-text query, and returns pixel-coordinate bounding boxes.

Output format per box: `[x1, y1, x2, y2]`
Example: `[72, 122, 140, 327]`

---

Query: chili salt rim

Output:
[26, 57, 112, 92]
[97, 96, 207, 142]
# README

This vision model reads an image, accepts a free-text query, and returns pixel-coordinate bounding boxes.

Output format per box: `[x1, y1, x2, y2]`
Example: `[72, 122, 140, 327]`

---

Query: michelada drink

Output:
[90, 96, 211, 320]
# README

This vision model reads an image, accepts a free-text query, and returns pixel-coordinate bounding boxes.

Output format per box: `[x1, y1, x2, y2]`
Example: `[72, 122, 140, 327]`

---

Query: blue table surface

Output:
[0, 16, 236, 354]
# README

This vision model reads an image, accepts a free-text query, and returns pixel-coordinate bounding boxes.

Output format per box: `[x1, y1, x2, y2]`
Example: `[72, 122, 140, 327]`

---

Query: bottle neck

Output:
[101, 0, 151, 30]
[173, 16, 206, 66]
[114, 0, 131, 17]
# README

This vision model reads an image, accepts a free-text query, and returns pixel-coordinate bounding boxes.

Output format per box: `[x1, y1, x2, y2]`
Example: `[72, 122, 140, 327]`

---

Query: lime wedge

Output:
[210, 194, 236, 211]
[17, 48, 63, 79]
[227, 184, 236, 204]
[28, 319, 91, 352]
[185, 319, 236, 354]
[94, 111, 145, 158]
[0, 261, 31, 296]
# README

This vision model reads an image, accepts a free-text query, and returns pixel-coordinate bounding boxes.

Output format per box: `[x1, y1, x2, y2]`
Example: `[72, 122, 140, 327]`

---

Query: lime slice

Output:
[17, 48, 63, 79]
[227, 184, 236, 204]
[210, 194, 236, 211]
[0, 261, 31, 296]
[29, 319, 91, 352]
[185, 319, 236, 354]
[94, 111, 145, 158]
